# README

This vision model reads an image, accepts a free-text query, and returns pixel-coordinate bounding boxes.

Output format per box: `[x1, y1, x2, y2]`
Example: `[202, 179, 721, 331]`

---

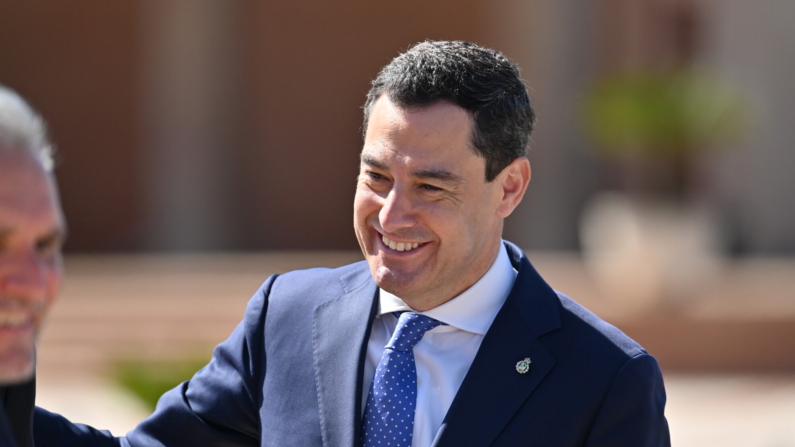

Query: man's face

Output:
[0, 149, 64, 383]
[354, 96, 513, 311]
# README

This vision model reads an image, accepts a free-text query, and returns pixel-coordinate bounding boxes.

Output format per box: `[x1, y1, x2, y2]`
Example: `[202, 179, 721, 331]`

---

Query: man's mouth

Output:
[381, 235, 424, 252]
[0, 311, 33, 329]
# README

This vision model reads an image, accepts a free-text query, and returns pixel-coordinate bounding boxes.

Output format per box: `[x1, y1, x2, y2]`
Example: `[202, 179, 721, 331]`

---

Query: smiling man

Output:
[0, 86, 65, 447]
[354, 98, 527, 312]
[36, 41, 669, 447]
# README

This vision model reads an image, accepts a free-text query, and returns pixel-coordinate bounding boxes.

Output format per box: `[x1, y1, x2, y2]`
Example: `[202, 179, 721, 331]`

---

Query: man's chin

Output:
[371, 265, 424, 297]
[0, 351, 36, 384]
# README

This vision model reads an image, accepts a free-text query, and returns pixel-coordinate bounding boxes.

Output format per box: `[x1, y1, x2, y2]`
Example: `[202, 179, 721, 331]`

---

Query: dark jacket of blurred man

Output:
[0, 86, 66, 447]
[35, 41, 670, 446]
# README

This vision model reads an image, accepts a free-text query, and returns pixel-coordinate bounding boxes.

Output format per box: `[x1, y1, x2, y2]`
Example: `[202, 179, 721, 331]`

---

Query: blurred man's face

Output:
[0, 149, 64, 383]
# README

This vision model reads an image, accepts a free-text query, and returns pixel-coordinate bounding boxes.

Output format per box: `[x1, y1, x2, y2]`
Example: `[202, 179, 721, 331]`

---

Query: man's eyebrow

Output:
[412, 168, 464, 184]
[0, 226, 68, 242]
[360, 154, 464, 184]
[360, 155, 388, 171]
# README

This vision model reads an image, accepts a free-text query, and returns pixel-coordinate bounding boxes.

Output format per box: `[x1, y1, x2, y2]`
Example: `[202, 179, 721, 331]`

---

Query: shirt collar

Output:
[378, 241, 517, 335]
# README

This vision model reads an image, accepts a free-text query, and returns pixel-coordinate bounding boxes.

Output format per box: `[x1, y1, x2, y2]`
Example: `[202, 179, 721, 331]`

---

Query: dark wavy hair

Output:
[362, 40, 535, 181]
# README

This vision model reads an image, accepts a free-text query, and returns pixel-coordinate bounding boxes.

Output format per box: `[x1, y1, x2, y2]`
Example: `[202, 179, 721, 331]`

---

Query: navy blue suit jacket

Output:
[35, 242, 670, 446]
[1, 378, 36, 447]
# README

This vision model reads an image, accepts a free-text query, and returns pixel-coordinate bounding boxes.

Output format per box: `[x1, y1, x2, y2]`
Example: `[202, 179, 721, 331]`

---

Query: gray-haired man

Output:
[0, 86, 66, 447]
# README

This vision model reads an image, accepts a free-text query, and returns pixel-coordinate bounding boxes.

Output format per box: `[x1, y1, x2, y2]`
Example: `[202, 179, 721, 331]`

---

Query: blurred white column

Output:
[483, 0, 599, 251]
[703, 0, 795, 254]
[139, 0, 245, 251]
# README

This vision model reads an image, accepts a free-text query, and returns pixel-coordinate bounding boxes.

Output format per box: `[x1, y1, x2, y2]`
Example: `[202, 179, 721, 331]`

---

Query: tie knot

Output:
[386, 312, 443, 352]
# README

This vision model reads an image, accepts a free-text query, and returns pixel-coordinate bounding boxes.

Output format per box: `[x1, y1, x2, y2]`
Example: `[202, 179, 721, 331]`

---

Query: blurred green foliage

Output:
[582, 70, 747, 159]
[113, 356, 210, 411]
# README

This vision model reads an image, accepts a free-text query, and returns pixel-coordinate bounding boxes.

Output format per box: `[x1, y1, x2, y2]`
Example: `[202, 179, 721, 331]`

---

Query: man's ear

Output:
[495, 157, 531, 218]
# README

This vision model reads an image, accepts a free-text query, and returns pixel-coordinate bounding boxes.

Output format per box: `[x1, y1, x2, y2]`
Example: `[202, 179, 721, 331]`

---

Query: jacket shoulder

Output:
[270, 260, 371, 297]
[553, 291, 647, 360]
[257, 260, 372, 317]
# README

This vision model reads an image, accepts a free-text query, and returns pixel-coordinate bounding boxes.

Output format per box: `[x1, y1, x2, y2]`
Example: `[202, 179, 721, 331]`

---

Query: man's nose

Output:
[379, 187, 418, 234]
[0, 251, 49, 302]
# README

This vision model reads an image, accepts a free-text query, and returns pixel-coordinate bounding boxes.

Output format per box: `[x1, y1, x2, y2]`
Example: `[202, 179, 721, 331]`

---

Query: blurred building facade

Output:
[0, 0, 793, 253]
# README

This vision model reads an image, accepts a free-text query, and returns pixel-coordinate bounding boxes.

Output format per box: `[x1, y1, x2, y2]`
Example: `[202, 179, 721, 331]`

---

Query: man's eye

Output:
[36, 238, 62, 256]
[366, 172, 386, 181]
[420, 184, 443, 192]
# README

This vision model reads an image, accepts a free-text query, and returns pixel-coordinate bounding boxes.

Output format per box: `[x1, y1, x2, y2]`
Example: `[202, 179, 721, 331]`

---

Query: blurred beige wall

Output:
[0, 0, 793, 253]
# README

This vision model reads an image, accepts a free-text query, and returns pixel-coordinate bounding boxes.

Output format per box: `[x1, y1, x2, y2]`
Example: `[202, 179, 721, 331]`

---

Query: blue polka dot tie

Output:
[362, 312, 444, 447]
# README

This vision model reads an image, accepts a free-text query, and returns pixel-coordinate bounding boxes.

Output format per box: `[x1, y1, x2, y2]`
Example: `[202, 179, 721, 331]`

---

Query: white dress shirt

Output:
[363, 241, 518, 447]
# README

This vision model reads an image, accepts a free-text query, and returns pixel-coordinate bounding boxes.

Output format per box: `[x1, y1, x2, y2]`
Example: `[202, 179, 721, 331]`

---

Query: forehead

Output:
[362, 97, 482, 170]
[0, 149, 63, 236]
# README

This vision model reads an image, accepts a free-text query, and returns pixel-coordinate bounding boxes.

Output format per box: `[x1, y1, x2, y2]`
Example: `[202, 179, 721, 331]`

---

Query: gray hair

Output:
[0, 85, 54, 171]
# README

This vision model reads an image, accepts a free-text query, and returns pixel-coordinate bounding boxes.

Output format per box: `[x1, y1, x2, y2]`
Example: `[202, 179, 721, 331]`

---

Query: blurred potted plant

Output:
[579, 70, 747, 314]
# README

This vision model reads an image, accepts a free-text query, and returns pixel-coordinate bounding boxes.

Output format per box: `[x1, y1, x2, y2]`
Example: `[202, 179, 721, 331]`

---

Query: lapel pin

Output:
[516, 357, 532, 374]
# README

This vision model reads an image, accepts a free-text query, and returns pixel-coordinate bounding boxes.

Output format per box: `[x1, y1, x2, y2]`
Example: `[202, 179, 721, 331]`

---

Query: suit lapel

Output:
[313, 269, 378, 447]
[432, 242, 562, 447]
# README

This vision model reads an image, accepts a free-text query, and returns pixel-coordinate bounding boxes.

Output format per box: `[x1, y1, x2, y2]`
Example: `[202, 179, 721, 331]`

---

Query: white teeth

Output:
[382, 235, 422, 252]
[0, 312, 29, 327]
